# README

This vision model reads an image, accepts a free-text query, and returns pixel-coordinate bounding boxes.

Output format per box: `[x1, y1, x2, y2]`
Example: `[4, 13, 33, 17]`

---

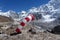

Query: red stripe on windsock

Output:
[20, 22, 25, 27]
[15, 28, 20, 33]
[25, 17, 30, 22]
[30, 14, 34, 21]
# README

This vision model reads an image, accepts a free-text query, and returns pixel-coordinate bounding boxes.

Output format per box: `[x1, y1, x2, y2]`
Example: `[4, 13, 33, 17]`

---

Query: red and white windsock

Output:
[15, 14, 35, 33]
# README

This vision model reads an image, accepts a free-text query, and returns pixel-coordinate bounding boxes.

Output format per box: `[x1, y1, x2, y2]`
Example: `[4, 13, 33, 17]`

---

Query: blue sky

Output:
[0, 0, 50, 12]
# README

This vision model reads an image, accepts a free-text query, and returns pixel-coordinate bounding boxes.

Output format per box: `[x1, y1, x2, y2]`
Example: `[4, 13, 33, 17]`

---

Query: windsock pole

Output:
[15, 14, 34, 33]
[10, 14, 34, 36]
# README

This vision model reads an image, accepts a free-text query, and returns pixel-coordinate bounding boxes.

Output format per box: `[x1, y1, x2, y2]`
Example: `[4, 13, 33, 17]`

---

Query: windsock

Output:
[15, 14, 35, 33]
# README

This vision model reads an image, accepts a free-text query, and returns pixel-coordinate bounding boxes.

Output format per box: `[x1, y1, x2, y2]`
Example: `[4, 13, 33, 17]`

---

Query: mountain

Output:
[0, 10, 18, 18]
[0, 10, 19, 21]
[0, 15, 13, 22]
[27, 0, 60, 32]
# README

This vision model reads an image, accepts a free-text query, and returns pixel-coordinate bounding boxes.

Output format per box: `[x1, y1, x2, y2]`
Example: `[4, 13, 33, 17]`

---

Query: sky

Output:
[0, 0, 50, 12]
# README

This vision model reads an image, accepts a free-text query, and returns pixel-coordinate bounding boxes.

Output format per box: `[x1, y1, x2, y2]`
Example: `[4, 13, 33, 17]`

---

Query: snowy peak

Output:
[0, 10, 19, 19]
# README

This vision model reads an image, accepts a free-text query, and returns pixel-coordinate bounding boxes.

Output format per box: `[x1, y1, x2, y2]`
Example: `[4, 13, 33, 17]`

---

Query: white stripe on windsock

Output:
[29, 14, 34, 21]
[18, 25, 23, 30]
[22, 18, 28, 23]
[27, 15, 32, 22]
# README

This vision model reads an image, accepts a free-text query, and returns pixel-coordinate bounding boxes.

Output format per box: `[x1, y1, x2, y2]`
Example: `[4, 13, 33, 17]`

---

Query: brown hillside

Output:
[0, 15, 14, 22]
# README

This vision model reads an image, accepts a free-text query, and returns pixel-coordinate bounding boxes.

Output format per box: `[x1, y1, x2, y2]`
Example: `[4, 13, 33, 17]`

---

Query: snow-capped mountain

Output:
[0, 11, 10, 17]
[27, 0, 60, 32]
[0, 10, 19, 21]
[0, 10, 17, 17]
[8, 10, 19, 19]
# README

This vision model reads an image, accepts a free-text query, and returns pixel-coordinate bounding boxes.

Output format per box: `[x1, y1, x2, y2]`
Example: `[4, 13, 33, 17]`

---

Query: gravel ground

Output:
[0, 26, 60, 40]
